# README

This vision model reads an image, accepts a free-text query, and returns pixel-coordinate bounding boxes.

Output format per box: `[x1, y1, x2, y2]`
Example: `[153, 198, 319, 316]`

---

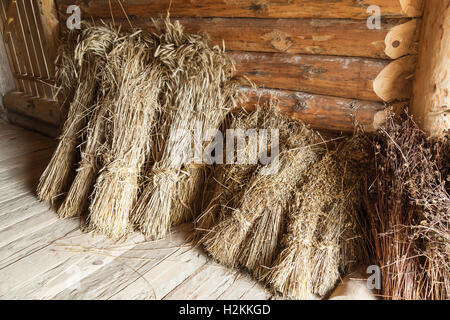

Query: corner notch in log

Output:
[373, 55, 416, 102]
[385, 19, 421, 59]
[411, 0, 450, 137]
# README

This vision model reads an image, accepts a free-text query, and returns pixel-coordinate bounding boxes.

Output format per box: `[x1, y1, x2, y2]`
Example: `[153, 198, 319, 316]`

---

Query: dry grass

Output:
[87, 31, 163, 238]
[200, 104, 325, 274]
[265, 135, 371, 299]
[365, 113, 449, 300]
[131, 19, 242, 240]
[37, 26, 116, 204]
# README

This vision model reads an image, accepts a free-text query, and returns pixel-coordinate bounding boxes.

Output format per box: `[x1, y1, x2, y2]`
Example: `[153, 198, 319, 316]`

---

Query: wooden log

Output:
[384, 19, 421, 59]
[3, 91, 60, 126]
[6, 110, 59, 138]
[98, 17, 416, 59]
[373, 55, 416, 102]
[411, 0, 450, 137]
[231, 51, 389, 101]
[55, 0, 424, 19]
[241, 87, 389, 133]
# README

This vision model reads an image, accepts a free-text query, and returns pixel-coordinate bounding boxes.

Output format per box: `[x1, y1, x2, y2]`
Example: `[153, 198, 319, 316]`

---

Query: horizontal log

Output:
[241, 87, 391, 132]
[6, 111, 59, 138]
[97, 17, 416, 58]
[56, 0, 424, 19]
[3, 92, 60, 126]
[231, 52, 389, 101]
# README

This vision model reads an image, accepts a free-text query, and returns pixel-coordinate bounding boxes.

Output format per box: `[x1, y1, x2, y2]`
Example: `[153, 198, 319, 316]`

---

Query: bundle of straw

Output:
[266, 136, 370, 299]
[365, 113, 449, 300]
[200, 105, 323, 272]
[37, 26, 117, 204]
[87, 31, 162, 238]
[132, 20, 241, 240]
[193, 108, 264, 240]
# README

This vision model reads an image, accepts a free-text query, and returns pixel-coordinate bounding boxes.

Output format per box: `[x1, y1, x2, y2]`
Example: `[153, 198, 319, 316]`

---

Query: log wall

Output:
[2, 0, 426, 133]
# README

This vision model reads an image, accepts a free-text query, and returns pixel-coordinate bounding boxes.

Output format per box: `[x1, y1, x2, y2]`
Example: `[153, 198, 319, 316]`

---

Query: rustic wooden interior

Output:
[2, 0, 448, 137]
[0, 0, 448, 300]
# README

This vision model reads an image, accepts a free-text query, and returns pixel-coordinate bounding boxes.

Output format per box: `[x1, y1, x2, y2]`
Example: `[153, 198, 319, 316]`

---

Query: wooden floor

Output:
[0, 123, 271, 300]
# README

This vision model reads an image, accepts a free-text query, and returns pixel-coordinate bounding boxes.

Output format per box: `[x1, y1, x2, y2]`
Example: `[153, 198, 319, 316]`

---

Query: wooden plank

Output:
[0, 217, 78, 270]
[109, 246, 209, 300]
[94, 17, 415, 59]
[4, 91, 61, 126]
[242, 87, 389, 133]
[15, 0, 46, 98]
[56, 0, 424, 19]
[0, 210, 59, 249]
[0, 0, 33, 94]
[218, 273, 270, 300]
[0, 229, 109, 297]
[411, 0, 450, 136]
[232, 52, 389, 101]
[35, 0, 59, 79]
[3, 232, 146, 299]
[163, 262, 238, 300]
[52, 226, 191, 300]
[0, 145, 54, 175]
[22, 0, 54, 98]
[7, 110, 59, 137]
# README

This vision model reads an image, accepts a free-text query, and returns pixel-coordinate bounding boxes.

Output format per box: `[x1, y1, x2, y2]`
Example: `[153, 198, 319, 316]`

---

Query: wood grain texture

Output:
[3, 91, 60, 126]
[232, 51, 389, 101]
[94, 17, 410, 58]
[373, 55, 416, 102]
[411, 0, 450, 136]
[6, 110, 59, 137]
[384, 19, 421, 59]
[55, 0, 424, 19]
[242, 87, 389, 132]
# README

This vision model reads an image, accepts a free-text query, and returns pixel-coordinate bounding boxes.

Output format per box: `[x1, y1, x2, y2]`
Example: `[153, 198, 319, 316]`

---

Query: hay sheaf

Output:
[131, 20, 243, 240]
[265, 135, 371, 299]
[37, 26, 117, 204]
[200, 104, 325, 272]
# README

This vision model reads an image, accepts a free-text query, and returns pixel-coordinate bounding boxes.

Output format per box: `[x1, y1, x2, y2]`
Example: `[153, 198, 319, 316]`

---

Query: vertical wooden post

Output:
[411, 0, 450, 137]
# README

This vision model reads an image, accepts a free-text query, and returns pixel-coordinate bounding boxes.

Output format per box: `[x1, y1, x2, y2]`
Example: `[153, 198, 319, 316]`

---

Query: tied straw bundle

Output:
[37, 26, 116, 204]
[200, 104, 324, 275]
[266, 136, 371, 299]
[132, 20, 243, 240]
[87, 31, 163, 238]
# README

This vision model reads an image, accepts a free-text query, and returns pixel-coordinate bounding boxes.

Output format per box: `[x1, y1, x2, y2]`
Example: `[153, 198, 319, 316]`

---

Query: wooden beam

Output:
[231, 51, 389, 101]
[6, 110, 59, 138]
[55, 0, 424, 19]
[242, 87, 390, 133]
[3, 91, 60, 126]
[411, 0, 450, 137]
[99, 17, 417, 59]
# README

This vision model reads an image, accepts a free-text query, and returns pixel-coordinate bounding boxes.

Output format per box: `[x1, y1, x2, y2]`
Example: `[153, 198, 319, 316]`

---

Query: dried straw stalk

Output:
[200, 106, 323, 271]
[132, 20, 241, 240]
[37, 26, 116, 204]
[266, 136, 370, 299]
[366, 114, 449, 300]
[193, 109, 263, 241]
[87, 30, 162, 238]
